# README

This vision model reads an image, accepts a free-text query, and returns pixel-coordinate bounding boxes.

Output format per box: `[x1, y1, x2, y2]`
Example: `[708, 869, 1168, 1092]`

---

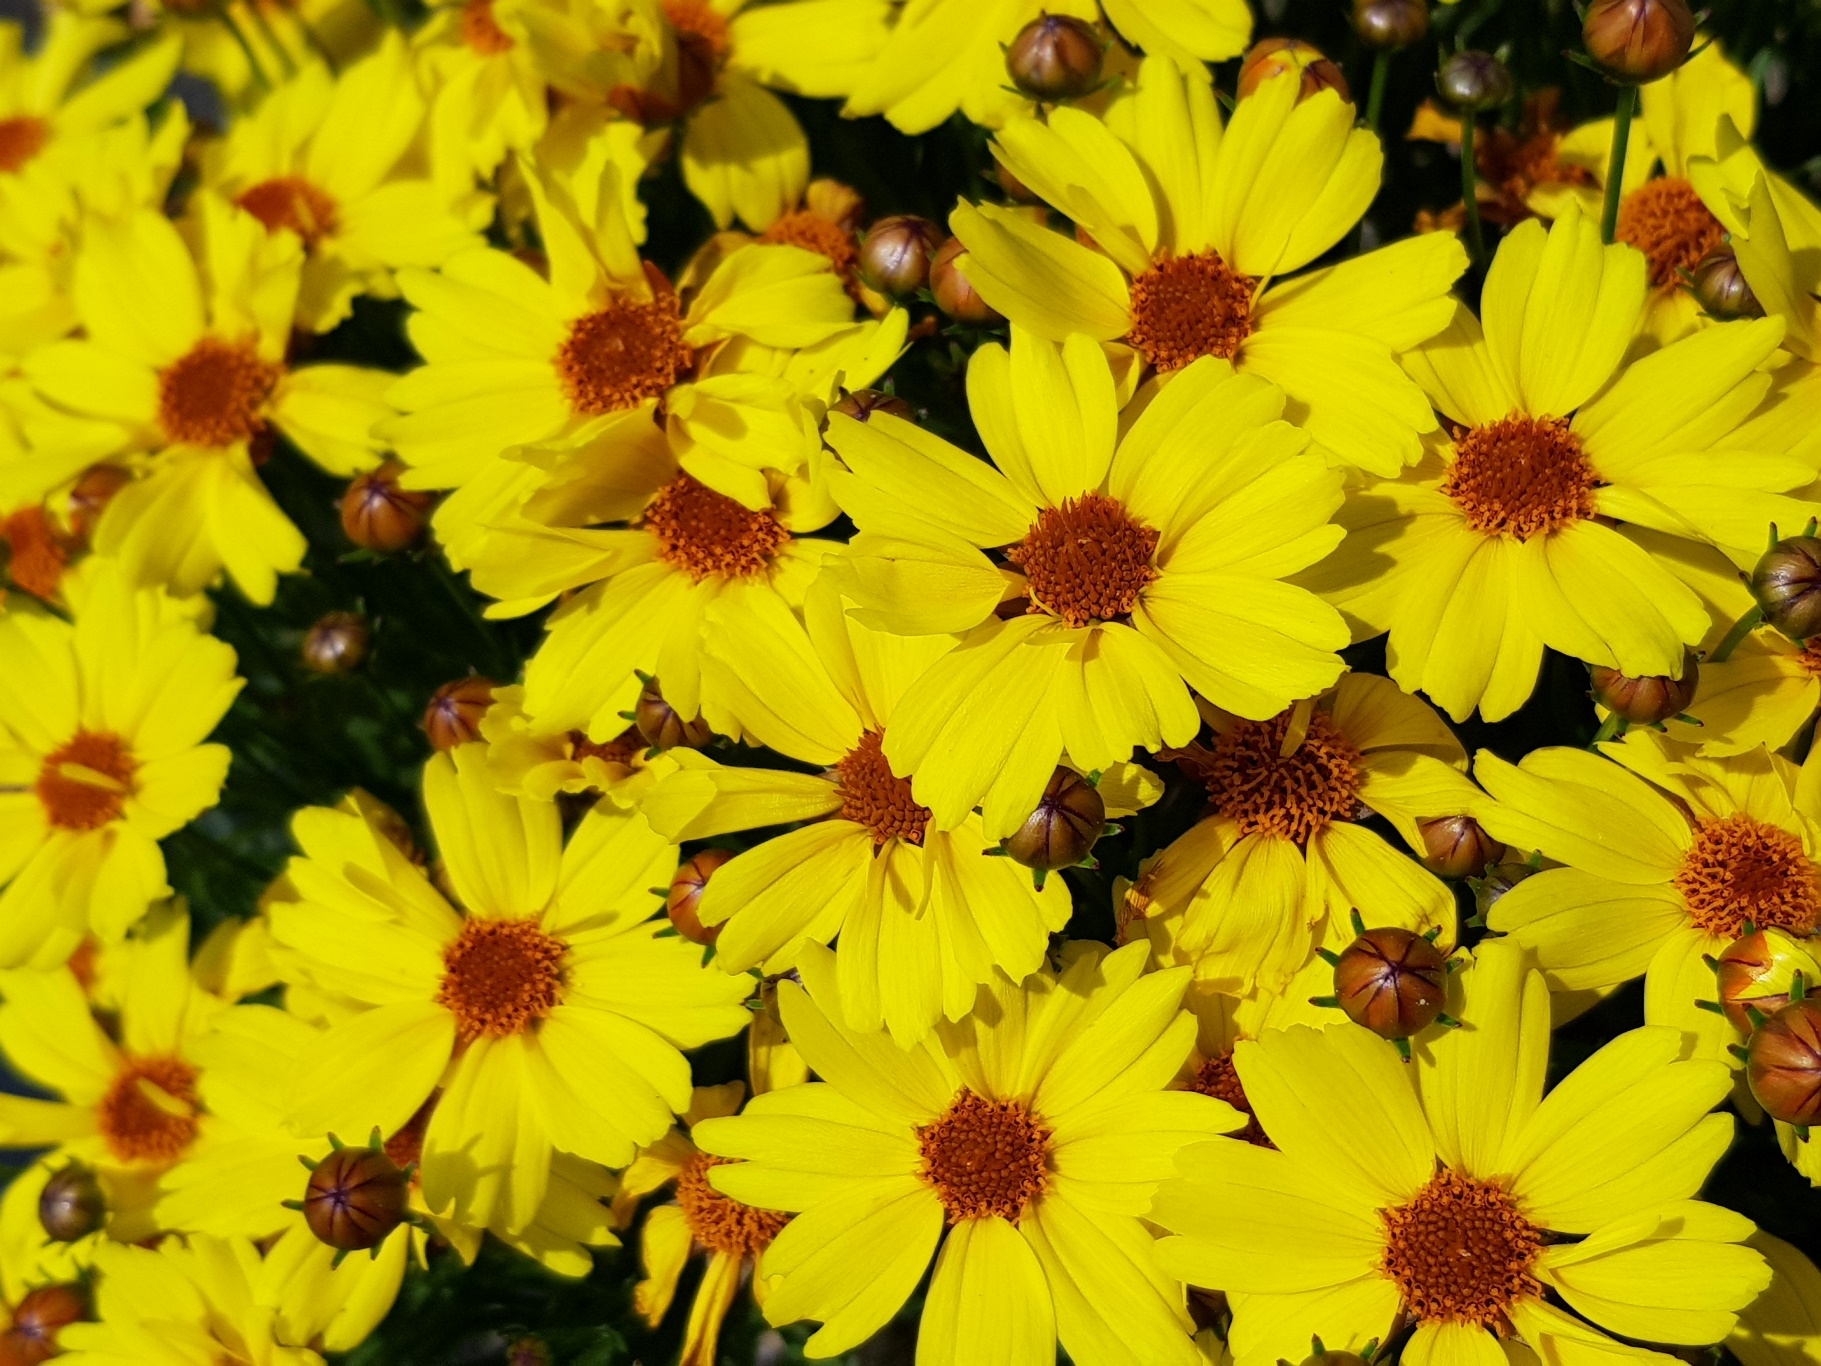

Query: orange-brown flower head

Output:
[634, 679, 712, 752]
[1005, 15, 1104, 102]
[930, 238, 1004, 325]
[667, 849, 735, 945]
[1716, 929, 1821, 1034]
[65, 465, 133, 545]
[37, 1162, 104, 1243]
[4, 1285, 86, 1365]
[1437, 50, 1512, 112]
[858, 215, 944, 297]
[1002, 767, 1106, 872]
[1752, 535, 1821, 642]
[341, 463, 436, 553]
[156, 338, 280, 447]
[302, 1142, 410, 1251]
[1354, 0, 1428, 50]
[1583, 0, 1696, 84]
[1418, 815, 1505, 881]
[1334, 926, 1449, 1040]
[1238, 38, 1351, 102]
[831, 389, 915, 423]
[1746, 997, 1821, 1127]
[302, 612, 369, 675]
[423, 676, 496, 752]
[1691, 246, 1764, 319]
[1589, 648, 1699, 725]
[0, 117, 48, 175]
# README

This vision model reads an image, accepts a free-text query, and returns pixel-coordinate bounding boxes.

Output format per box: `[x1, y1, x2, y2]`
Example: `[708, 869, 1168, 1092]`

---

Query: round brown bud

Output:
[1005, 14, 1104, 102]
[1301, 1355, 1370, 1366]
[65, 465, 132, 545]
[994, 161, 1041, 203]
[423, 676, 495, 752]
[667, 849, 735, 945]
[1418, 815, 1505, 881]
[1751, 536, 1821, 642]
[37, 1163, 104, 1243]
[1746, 997, 1821, 1128]
[1716, 929, 1821, 1034]
[1437, 50, 1512, 112]
[1589, 648, 1699, 725]
[303, 1143, 410, 1251]
[1582, 0, 1696, 84]
[1690, 247, 1763, 320]
[929, 237, 1004, 325]
[1238, 38, 1352, 103]
[1002, 768, 1106, 872]
[634, 679, 713, 751]
[5, 1285, 85, 1364]
[831, 390, 915, 423]
[1354, 0, 1428, 51]
[858, 215, 944, 297]
[301, 612, 369, 675]
[1334, 927, 1449, 1040]
[340, 462, 436, 553]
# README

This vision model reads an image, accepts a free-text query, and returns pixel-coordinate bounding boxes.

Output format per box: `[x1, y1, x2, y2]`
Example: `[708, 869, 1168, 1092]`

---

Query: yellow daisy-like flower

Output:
[0, 560, 240, 963]
[1127, 672, 1469, 996]
[1475, 730, 1821, 1063]
[262, 744, 751, 1235]
[1307, 205, 1810, 724]
[415, 0, 548, 191]
[1152, 939, 1770, 1365]
[955, 61, 1467, 474]
[824, 329, 1348, 840]
[478, 682, 655, 802]
[693, 939, 1241, 1364]
[640, 575, 1073, 1044]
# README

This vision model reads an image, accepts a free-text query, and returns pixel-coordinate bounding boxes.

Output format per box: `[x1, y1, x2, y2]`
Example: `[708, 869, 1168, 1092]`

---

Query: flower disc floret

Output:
[0, 116, 47, 174]
[916, 1089, 1051, 1224]
[1672, 814, 1821, 938]
[1006, 492, 1159, 627]
[461, 0, 514, 53]
[35, 731, 137, 831]
[1441, 414, 1598, 539]
[1126, 251, 1255, 371]
[236, 177, 339, 249]
[676, 1153, 788, 1255]
[1617, 177, 1726, 289]
[760, 212, 859, 279]
[643, 474, 791, 582]
[556, 295, 693, 416]
[156, 338, 281, 448]
[1202, 711, 1362, 845]
[97, 1057, 200, 1164]
[436, 917, 567, 1041]
[1380, 1170, 1543, 1326]
[836, 730, 931, 846]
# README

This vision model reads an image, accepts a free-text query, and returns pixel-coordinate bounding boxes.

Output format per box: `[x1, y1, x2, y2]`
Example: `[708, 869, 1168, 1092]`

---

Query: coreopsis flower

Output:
[0, 559, 240, 963]
[197, 35, 494, 334]
[1306, 206, 1811, 724]
[954, 60, 1467, 475]
[478, 683, 654, 802]
[1152, 940, 1770, 1364]
[824, 328, 1348, 840]
[1127, 673, 1469, 995]
[262, 744, 751, 1235]
[414, 0, 549, 190]
[1475, 730, 1821, 1063]
[693, 940, 1241, 1364]
[639, 576, 1072, 1045]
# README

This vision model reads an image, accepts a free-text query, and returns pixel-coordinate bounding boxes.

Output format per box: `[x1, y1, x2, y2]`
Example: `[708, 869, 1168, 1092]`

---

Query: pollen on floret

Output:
[436, 917, 567, 1041]
[1380, 1170, 1542, 1326]
[675, 1152, 788, 1255]
[1187, 710, 1363, 846]
[236, 177, 339, 250]
[1617, 176, 1726, 290]
[642, 474, 791, 583]
[156, 338, 281, 448]
[836, 729, 931, 846]
[97, 1056, 201, 1163]
[35, 731, 137, 831]
[0, 116, 47, 174]
[1126, 250, 1255, 371]
[1007, 492, 1159, 627]
[760, 211, 861, 285]
[3, 507, 68, 601]
[460, 0, 515, 53]
[1185, 1051, 1272, 1147]
[555, 290, 694, 416]
[1673, 813, 1821, 938]
[1442, 413, 1598, 539]
[916, 1089, 1051, 1224]
[663, 0, 731, 59]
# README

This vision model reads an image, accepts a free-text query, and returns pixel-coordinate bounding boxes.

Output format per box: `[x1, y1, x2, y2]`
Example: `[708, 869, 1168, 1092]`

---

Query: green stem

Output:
[1365, 50, 1391, 135]
[1590, 710, 1625, 747]
[1708, 604, 1765, 664]
[1600, 85, 1636, 245]
[1460, 116, 1486, 266]
[428, 553, 512, 678]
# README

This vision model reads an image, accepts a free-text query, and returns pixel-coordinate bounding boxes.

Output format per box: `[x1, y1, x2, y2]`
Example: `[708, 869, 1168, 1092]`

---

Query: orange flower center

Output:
[663, 0, 730, 58]
[1443, 413, 1597, 539]
[156, 338, 281, 448]
[1125, 250, 1255, 372]
[435, 917, 567, 1041]
[3, 508, 68, 601]
[1798, 641, 1821, 678]
[1618, 176, 1727, 290]
[1673, 813, 1821, 938]
[675, 1152, 788, 1256]
[1196, 710, 1362, 846]
[1006, 492, 1159, 628]
[0, 116, 47, 174]
[555, 293, 693, 416]
[570, 727, 644, 766]
[236, 176, 339, 250]
[759, 210, 859, 282]
[643, 473, 790, 582]
[36, 731, 137, 831]
[460, 0, 515, 53]
[836, 729, 930, 846]
[916, 1089, 1050, 1224]
[1381, 1170, 1542, 1327]
[1186, 1050, 1271, 1147]
[97, 1056, 201, 1164]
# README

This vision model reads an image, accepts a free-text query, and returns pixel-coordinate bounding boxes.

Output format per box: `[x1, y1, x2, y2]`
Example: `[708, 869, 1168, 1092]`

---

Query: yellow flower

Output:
[1129, 673, 1468, 996]
[1476, 730, 1821, 1063]
[478, 682, 656, 802]
[1152, 939, 1770, 1365]
[0, 560, 239, 963]
[1306, 206, 1810, 724]
[162, 0, 380, 109]
[640, 574, 1074, 1044]
[955, 60, 1467, 474]
[414, 0, 550, 190]
[262, 744, 751, 1235]
[824, 327, 1348, 840]
[1731, 1230, 1821, 1365]
[693, 939, 1241, 1364]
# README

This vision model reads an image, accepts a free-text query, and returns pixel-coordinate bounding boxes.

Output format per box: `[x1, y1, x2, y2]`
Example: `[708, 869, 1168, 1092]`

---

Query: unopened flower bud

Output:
[1437, 50, 1512, 112]
[301, 612, 369, 674]
[1690, 247, 1763, 319]
[635, 679, 712, 751]
[831, 390, 914, 423]
[1751, 535, 1821, 642]
[5, 1285, 85, 1364]
[929, 238, 1004, 325]
[1418, 815, 1504, 880]
[1716, 929, 1821, 1034]
[1582, 0, 1696, 84]
[1334, 926, 1448, 1041]
[994, 161, 1040, 203]
[37, 1163, 104, 1243]
[423, 676, 495, 752]
[303, 1142, 410, 1251]
[341, 462, 435, 553]
[1354, 0, 1428, 51]
[1005, 14, 1104, 102]
[1471, 859, 1537, 920]
[1301, 1353, 1370, 1366]
[667, 849, 734, 945]
[1589, 648, 1699, 725]
[858, 215, 943, 297]
[1746, 997, 1821, 1128]
[1238, 38, 1351, 103]
[1002, 768, 1106, 871]
[65, 465, 132, 545]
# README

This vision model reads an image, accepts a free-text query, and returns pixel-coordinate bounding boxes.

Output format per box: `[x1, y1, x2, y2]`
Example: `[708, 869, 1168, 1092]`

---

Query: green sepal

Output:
[1309, 995, 1339, 1009]
[1349, 909, 1367, 937]
[1394, 1037, 1413, 1062]
[368, 1127, 384, 1151]
[298, 1155, 319, 1172]
[1436, 1013, 1462, 1029]
[327, 1133, 345, 1151]
[1316, 949, 1341, 967]
[1747, 1004, 1770, 1030]
[1794, 971, 1808, 1003]
[280, 1199, 305, 1212]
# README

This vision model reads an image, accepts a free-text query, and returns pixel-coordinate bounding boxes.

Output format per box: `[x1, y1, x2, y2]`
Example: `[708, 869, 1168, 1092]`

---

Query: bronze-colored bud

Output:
[1002, 767, 1105, 871]
[929, 237, 1004, 325]
[1746, 997, 1821, 1128]
[1301, 1355, 1370, 1366]
[423, 676, 496, 752]
[858, 215, 944, 297]
[1418, 815, 1505, 881]
[668, 849, 735, 945]
[1437, 50, 1512, 112]
[831, 390, 915, 423]
[1334, 927, 1448, 1040]
[994, 161, 1040, 203]
[5, 1285, 85, 1364]
[1238, 38, 1352, 103]
[1716, 929, 1821, 1034]
[635, 679, 713, 751]
[1353, 0, 1428, 51]
[1690, 247, 1764, 320]
[1589, 648, 1699, 725]
[1471, 859, 1537, 920]
[1582, 0, 1696, 84]
[1005, 14, 1104, 102]
[37, 1163, 104, 1243]
[301, 612, 369, 675]
[1751, 535, 1821, 642]
[340, 462, 436, 553]
[65, 465, 132, 545]
[303, 1143, 410, 1251]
